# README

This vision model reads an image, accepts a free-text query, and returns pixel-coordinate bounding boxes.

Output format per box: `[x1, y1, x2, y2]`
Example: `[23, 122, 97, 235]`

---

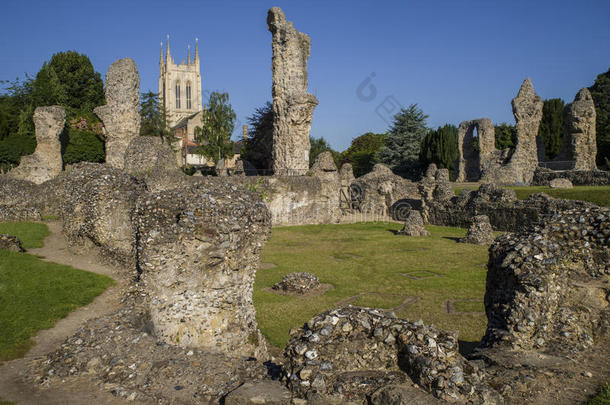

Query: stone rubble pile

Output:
[0, 234, 24, 252]
[396, 210, 430, 237]
[549, 177, 573, 189]
[284, 306, 501, 403]
[482, 205, 610, 352]
[459, 215, 495, 245]
[273, 272, 320, 294]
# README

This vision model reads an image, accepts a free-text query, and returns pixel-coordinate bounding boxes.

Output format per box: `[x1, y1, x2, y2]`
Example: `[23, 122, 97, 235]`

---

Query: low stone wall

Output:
[532, 167, 610, 186]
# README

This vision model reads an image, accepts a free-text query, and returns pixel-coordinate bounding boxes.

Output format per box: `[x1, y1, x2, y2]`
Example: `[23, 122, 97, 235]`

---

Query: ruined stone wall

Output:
[7, 106, 65, 184]
[267, 7, 318, 175]
[555, 88, 597, 170]
[532, 167, 610, 186]
[456, 118, 496, 182]
[94, 58, 141, 169]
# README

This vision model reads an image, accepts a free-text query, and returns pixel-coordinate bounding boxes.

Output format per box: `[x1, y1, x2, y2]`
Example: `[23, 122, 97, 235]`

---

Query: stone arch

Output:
[456, 118, 495, 182]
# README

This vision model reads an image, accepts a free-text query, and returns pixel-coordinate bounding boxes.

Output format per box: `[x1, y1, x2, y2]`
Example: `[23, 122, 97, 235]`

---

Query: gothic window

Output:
[186, 82, 192, 109]
[175, 81, 181, 109]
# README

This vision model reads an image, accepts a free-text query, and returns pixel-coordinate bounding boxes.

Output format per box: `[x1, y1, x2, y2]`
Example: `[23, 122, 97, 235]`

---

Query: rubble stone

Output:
[7, 106, 66, 184]
[559, 88, 597, 170]
[482, 205, 610, 352]
[272, 272, 320, 294]
[0, 234, 24, 252]
[459, 215, 495, 245]
[225, 381, 292, 405]
[396, 210, 429, 237]
[94, 58, 141, 169]
[456, 118, 496, 182]
[135, 182, 271, 358]
[549, 178, 573, 189]
[284, 306, 500, 403]
[268, 7, 318, 175]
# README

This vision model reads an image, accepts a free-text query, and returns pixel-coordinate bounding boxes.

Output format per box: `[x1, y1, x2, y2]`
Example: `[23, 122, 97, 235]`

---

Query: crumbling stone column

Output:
[561, 88, 597, 170]
[267, 7, 318, 175]
[136, 184, 271, 358]
[94, 58, 141, 169]
[8, 106, 65, 184]
[456, 118, 495, 182]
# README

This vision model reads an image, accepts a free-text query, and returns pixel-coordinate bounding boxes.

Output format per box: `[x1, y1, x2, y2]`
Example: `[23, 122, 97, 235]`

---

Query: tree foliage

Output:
[241, 101, 273, 171]
[194, 92, 236, 165]
[309, 136, 340, 167]
[494, 123, 517, 151]
[589, 68, 610, 167]
[377, 104, 429, 179]
[342, 132, 387, 177]
[419, 124, 458, 179]
[139, 91, 171, 143]
[538, 98, 565, 160]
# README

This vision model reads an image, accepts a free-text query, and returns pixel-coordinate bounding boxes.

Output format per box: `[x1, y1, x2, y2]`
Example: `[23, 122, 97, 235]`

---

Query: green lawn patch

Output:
[0, 222, 50, 249]
[453, 185, 610, 207]
[254, 222, 489, 349]
[0, 222, 114, 362]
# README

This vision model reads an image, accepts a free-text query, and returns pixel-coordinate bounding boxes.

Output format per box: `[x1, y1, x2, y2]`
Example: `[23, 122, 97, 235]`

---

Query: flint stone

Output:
[273, 272, 320, 294]
[549, 178, 573, 189]
[396, 210, 429, 237]
[459, 215, 495, 245]
[8, 106, 66, 184]
[558, 88, 597, 170]
[94, 58, 141, 169]
[268, 7, 318, 175]
[0, 234, 24, 252]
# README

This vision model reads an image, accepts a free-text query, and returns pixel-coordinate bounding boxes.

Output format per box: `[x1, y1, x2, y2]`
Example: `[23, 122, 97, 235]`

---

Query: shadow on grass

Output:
[459, 340, 480, 356]
[442, 236, 462, 243]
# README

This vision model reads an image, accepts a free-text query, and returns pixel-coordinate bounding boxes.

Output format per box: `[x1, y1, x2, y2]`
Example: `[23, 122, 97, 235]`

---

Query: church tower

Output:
[159, 35, 202, 128]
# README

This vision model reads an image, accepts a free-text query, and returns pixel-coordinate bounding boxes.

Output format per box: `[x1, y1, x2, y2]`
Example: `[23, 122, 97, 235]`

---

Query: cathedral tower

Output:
[159, 35, 202, 128]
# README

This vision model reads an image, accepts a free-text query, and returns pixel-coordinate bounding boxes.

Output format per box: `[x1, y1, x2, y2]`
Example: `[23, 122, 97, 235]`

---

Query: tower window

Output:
[175, 82, 181, 109]
[186, 82, 192, 109]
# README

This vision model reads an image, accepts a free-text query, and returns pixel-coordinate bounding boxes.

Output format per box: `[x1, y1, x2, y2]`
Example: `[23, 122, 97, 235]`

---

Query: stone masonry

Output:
[456, 118, 495, 182]
[268, 7, 318, 175]
[557, 88, 597, 170]
[8, 106, 65, 184]
[94, 58, 141, 169]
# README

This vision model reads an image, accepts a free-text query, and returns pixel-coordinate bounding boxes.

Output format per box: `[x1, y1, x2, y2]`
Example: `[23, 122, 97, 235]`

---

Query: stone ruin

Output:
[396, 210, 429, 237]
[0, 233, 24, 252]
[456, 118, 496, 182]
[555, 88, 598, 171]
[268, 7, 318, 175]
[549, 177, 573, 189]
[458, 214, 495, 245]
[8, 106, 65, 185]
[272, 272, 320, 294]
[94, 58, 141, 169]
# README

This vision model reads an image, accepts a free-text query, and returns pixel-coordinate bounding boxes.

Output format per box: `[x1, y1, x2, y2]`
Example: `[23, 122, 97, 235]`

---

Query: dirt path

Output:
[0, 221, 142, 404]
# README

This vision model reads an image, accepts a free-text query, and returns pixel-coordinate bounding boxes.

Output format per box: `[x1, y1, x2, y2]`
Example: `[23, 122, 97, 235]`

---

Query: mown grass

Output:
[589, 384, 610, 405]
[0, 222, 114, 362]
[453, 185, 610, 207]
[0, 221, 50, 249]
[254, 222, 490, 350]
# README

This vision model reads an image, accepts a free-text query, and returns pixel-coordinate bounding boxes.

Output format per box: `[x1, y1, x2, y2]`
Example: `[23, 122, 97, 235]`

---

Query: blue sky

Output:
[1, 0, 609, 150]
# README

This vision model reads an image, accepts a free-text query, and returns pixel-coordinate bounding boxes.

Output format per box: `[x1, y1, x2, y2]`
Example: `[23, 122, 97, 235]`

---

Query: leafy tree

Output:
[342, 132, 387, 177]
[377, 104, 429, 179]
[139, 91, 171, 143]
[309, 136, 340, 167]
[589, 68, 610, 167]
[242, 101, 273, 171]
[194, 92, 236, 165]
[494, 123, 517, 150]
[419, 124, 458, 179]
[538, 98, 565, 160]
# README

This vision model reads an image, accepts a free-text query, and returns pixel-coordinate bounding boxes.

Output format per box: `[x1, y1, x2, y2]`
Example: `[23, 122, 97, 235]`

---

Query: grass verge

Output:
[0, 222, 114, 362]
[254, 222, 490, 351]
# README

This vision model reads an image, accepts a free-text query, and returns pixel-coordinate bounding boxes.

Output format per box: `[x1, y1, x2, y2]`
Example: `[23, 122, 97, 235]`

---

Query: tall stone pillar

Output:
[267, 7, 318, 175]
[94, 58, 141, 169]
[562, 88, 597, 170]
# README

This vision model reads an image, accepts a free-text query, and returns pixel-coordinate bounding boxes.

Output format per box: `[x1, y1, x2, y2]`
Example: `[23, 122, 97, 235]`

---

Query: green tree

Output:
[342, 132, 387, 177]
[589, 68, 610, 167]
[494, 123, 517, 150]
[309, 136, 340, 167]
[377, 104, 429, 179]
[139, 91, 171, 142]
[194, 92, 236, 165]
[419, 124, 458, 179]
[242, 101, 273, 171]
[538, 98, 565, 160]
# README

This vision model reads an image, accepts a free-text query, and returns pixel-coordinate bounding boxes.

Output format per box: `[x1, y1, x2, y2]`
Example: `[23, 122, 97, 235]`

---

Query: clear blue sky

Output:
[1, 0, 609, 150]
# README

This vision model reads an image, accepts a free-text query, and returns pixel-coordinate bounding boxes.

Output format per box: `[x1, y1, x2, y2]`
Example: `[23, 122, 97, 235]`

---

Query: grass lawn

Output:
[453, 185, 610, 207]
[0, 222, 114, 362]
[254, 222, 491, 352]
